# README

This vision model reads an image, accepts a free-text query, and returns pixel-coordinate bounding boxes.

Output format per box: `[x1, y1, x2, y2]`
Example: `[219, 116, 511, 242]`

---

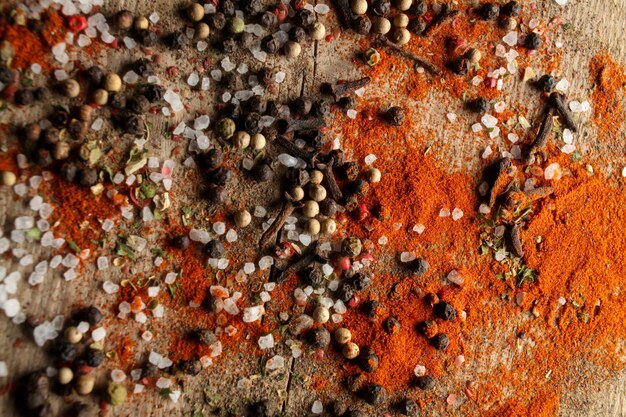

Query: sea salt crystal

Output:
[187, 72, 200, 87]
[221, 57, 236, 72]
[254, 206, 267, 217]
[226, 229, 238, 243]
[446, 112, 457, 122]
[364, 154, 377, 165]
[563, 129, 574, 144]
[556, 79, 570, 92]
[439, 208, 451, 217]
[447, 270, 464, 285]
[481, 114, 498, 128]
[149, 12, 160, 23]
[258, 334, 274, 349]
[123, 71, 139, 84]
[495, 248, 508, 261]
[243, 305, 265, 322]
[400, 252, 416, 263]
[259, 256, 273, 270]
[482, 146, 493, 159]
[413, 224, 426, 234]
[92, 327, 106, 341]
[111, 369, 126, 382]
[314, 4, 330, 13]
[561, 144, 576, 154]
[15, 216, 34, 230]
[502, 31, 518, 46]
[471, 123, 483, 133]
[346, 109, 357, 119]
[213, 222, 226, 235]
[103, 281, 119, 294]
[265, 355, 284, 370]
[201, 76, 210, 90]
[479, 204, 491, 214]
[194, 115, 210, 130]
[312, 400, 323, 414]
[489, 126, 501, 139]
[544, 163, 562, 180]
[494, 101, 506, 113]
[508, 133, 519, 143]
[275, 71, 286, 83]
[451, 208, 464, 221]
[190, 228, 210, 243]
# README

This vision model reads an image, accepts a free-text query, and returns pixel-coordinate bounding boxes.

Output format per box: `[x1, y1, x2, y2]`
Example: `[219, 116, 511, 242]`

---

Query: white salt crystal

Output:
[451, 208, 464, 221]
[446, 112, 457, 122]
[479, 204, 491, 214]
[561, 144, 576, 154]
[414, 365, 426, 377]
[502, 31, 518, 46]
[494, 101, 506, 113]
[253, 206, 267, 217]
[556, 79, 570, 92]
[447, 270, 464, 285]
[481, 114, 498, 128]
[378, 236, 388, 245]
[413, 224, 426, 234]
[259, 256, 273, 270]
[187, 73, 200, 87]
[439, 208, 451, 217]
[226, 229, 237, 243]
[346, 109, 357, 119]
[103, 281, 119, 294]
[312, 400, 323, 414]
[92, 327, 106, 341]
[314, 4, 330, 13]
[123, 71, 139, 84]
[482, 146, 493, 159]
[213, 222, 226, 235]
[278, 153, 298, 167]
[544, 163, 561, 180]
[563, 129, 573, 144]
[364, 154, 377, 165]
[265, 355, 284, 370]
[258, 334, 274, 349]
[243, 305, 265, 322]
[275, 71, 286, 83]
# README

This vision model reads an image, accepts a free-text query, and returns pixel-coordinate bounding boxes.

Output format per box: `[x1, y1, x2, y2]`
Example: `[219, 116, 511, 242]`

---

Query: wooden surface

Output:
[1, 0, 626, 416]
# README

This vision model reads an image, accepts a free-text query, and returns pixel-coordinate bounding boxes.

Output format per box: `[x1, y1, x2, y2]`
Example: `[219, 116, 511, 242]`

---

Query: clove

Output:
[526, 106, 555, 164]
[488, 157, 513, 208]
[273, 242, 320, 284]
[375, 36, 441, 76]
[328, 77, 372, 99]
[259, 193, 300, 250]
[508, 222, 525, 258]
[504, 187, 553, 210]
[316, 159, 343, 202]
[276, 135, 316, 163]
[423, 4, 458, 37]
[332, 0, 357, 29]
[549, 92, 577, 132]
[277, 117, 326, 134]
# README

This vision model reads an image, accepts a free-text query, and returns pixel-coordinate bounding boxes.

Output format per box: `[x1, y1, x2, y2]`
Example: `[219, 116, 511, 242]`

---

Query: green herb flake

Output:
[115, 241, 137, 261]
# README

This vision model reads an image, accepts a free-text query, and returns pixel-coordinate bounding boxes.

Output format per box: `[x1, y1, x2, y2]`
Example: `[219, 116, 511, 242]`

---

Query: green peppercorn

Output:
[227, 16, 245, 34]
[214, 117, 236, 139]
[341, 236, 363, 258]
[107, 382, 127, 406]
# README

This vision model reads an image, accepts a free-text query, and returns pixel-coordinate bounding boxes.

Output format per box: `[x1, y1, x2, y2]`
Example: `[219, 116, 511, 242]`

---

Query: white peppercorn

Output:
[321, 218, 337, 235]
[305, 219, 321, 235]
[308, 184, 327, 202]
[393, 13, 409, 28]
[350, 0, 368, 15]
[313, 306, 330, 323]
[309, 22, 326, 41]
[187, 3, 205, 22]
[64, 326, 83, 344]
[309, 170, 323, 185]
[250, 133, 266, 150]
[290, 186, 305, 201]
[393, 28, 411, 46]
[302, 200, 319, 218]
[1, 170, 16, 186]
[372, 17, 391, 35]
[284, 41, 302, 58]
[234, 210, 252, 228]
[104, 73, 122, 92]
[343, 342, 360, 359]
[334, 328, 352, 344]
[232, 131, 250, 149]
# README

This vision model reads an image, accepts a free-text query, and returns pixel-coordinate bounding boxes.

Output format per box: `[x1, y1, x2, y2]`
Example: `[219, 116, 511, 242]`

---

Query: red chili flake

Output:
[484, 77, 497, 88]
[348, 294, 360, 308]
[110, 38, 119, 49]
[355, 204, 370, 221]
[293, 0, 308, 10]
[143, 49, 154, 56]
[274, 3, 288, 22]
[314, 348, 325, 360]
[100, 399, 109, 417]
[325, 33, 333, 42]
[203, 58, 212, 69]
[166, 66, 178, 77]
[67, 15, 87, 32]
[149, 107, 159, 115]
[359, 253, 375, 263]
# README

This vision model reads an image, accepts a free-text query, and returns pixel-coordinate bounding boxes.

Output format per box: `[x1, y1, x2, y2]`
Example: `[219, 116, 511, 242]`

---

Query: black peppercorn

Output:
[199, 148, 224, 171]
[263, 34, 281, 54]
[42, 128, 60, 145]
[290, 25, 307, 42]
[210, 12, 226, 30]
[134, 58, 154, 77]
[400, 398, 418, 415]
[127, 95, 150, 114]
[85, 66, 105, 85]
[361, 383, 387, 405]
[319, 199, 338, 217]
[352, 272, 371, 291]
[205, 239, 224, 258]
[411, 0, 428, 16]
[249, 401, 270, 417]
[415, 375, 436, 390]
[366, 300, 386, 318]
[14, 89, 34, 105]
[501, 1, 521, 17]
[34, 87, 50, 101]
[219, 0, 236, 16]
[430, 333, 450, 350]
[295, 9, 315, 28]
[82, 306, 103, 325]
[477, 3, 500, 20]
[385, 106, 405, 126]
[292, 97, 312, 116]
[0, 66, 15, 84]
[142, 363, 159, 378]
[352, 15, 372, 35]
[165, 31, 189, 49]
[338, 96, 357, 110]
[136, 29, 158, 46]
[260, 11, 278, 29]
[311, 99, 330, 117]
[205, 296, 224, 314]
[307, 327, 331, 349]
[177, 360, 202, 375]
[248, 96, 267, 114]
[50, 110, 70, 127]
[244, 112, 262, 134]
[329, 401, 347, 416]
[535, 74, 556, 92]
[405, 257, 429, 276]
[195, 329, 218, 345]
[206, 167, 232, 186]
[301, 266, 324, 287]
[109, 92, 127, 109]
[467, 97, 489, 113]
[79, 167, 98, 186]
[524, 32, 542, 50]
[358, 347, 379, 372]
[57, 342, 77, 361]
[68, 119, 86, 140]
[206, 185, 228, 204]
[142, 84, 163, 102]
[383, 317, 400, 334]
[240, 32, 255, 49]
[172, 235, 189, 250]
[408, 18, 426, 35]
[447, 57, 469, 75]
[305, 130, 326, 149]
[119, 112, 144, 135]
[434, 301, 457, 321]
[371, 0, 391, 16]
[85, 348, 105, 367]
[223, 37, 238, 54]
[60, 163, 78, 182]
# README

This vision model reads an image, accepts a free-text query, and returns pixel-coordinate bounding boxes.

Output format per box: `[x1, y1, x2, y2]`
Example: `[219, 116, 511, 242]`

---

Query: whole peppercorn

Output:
[302, 200, 320, 218]
[57, 341, 77, 361]
[447, 57, 469, 75]
[383, 317, 401, 334]
[350, 0, 368, 15]
[371, 0, 391, 16]
[85, 66, 105, 85]
[342, 237, 363, 258]
[142, 84, 163, 102]
[334, 327, 352, 344]
[319, 199, 338, 217]
[477, 3, 500, 20]
[137, 29, 158, 46]
[535, 74, 556, 92]
[109, 93, 126, 109]
[311, 99, 331, 117]
[206, 296, 224, 313]
[466, 48, 482, 66]
[251, 163, 274, 182]
[467, 97, 489, 113]
[290, 186, 305, 201]
[187, 3, 204, 22]
[23, 123, 41, 142]
[60, 163, 78, 182]
[134, 58, 154, 77]
[116, 10, 133, 30]
[127, 95, 150, 114]
[50, 110, 70, 127]
[362, 383, 387, 405]
[434, 301, 457, 321]
[120, 112, 144, 135]
[214, 117, 236, 139]
[85, 348, 105, 367]
[249, 401, 270, 417]
[107, 382, 127, 406]
[284, 41, 302, 58]
[430, 333, 450, 350]
[386, 106, 405, 125]
[290, 25, 307, 43]
[227, 16, 245, 34]
[330, 401, 348, 417]
[411, 0, 427, 15]
[136, 16, 151, 30]
[234, 209, 252, 228]
[104, 73, 122, 92]
[501, 1, 521, 17]
[292, 97, 312, 116]
[82, 306, 103, 325]
[338, 95, 357, 110]
[34, 87, 50, 101]
[407, 17, 427, 35]
[206, 166, 232, 186]
[308, 184, 327, 202]
[0, 66, 15, 84]
[401, 398, 418, 415]
[310, 22, 326, 41]
[353, 15, 372, 35]
[358, 347, 379, 372]
[405, 257, 429, 276]
[173, 235, 190, 250]
[42, 127, 60, 145]
[206, 186, 228, 204]
[415, 375, 436, 390]
[232, 131, 250, 149]
[302, 266, 324, 287]
[1, 171, 16, 186]
[305, 218, 321, 235]
[393, 28, 411, 45]
[348, 179, 369, 198]
[343, 342, 360, 359]
[14, 89, 34, 105]
[205, 239, 224, 258]
[195, 329, 218, 345]
[313, 306, 330, 323]
[177, 360, 202, 376]
[321, 218, 337, 235]
[393, 13, 410, 28]
[417, 319, 439, 338]
[63, 79, 81, 98]
[199, 148, 223, 171]
[307, 327, 331, 349]
[52, 141, 70, 160]
[58, 367, 74, 385]
[260, 11, 278, 28]
[79, 167, 98, 186]
[240, 31, 255, 49]
[250, 133, 266, 150]
[223, 37, 238, 54]
[166, 31, 190, 49]
[296, 9, 316, 27]
[93, 89, 109, 105]
[196, 22, 210, 39]
[524, 32, 542, 50]
[210, 12, 226, 30]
